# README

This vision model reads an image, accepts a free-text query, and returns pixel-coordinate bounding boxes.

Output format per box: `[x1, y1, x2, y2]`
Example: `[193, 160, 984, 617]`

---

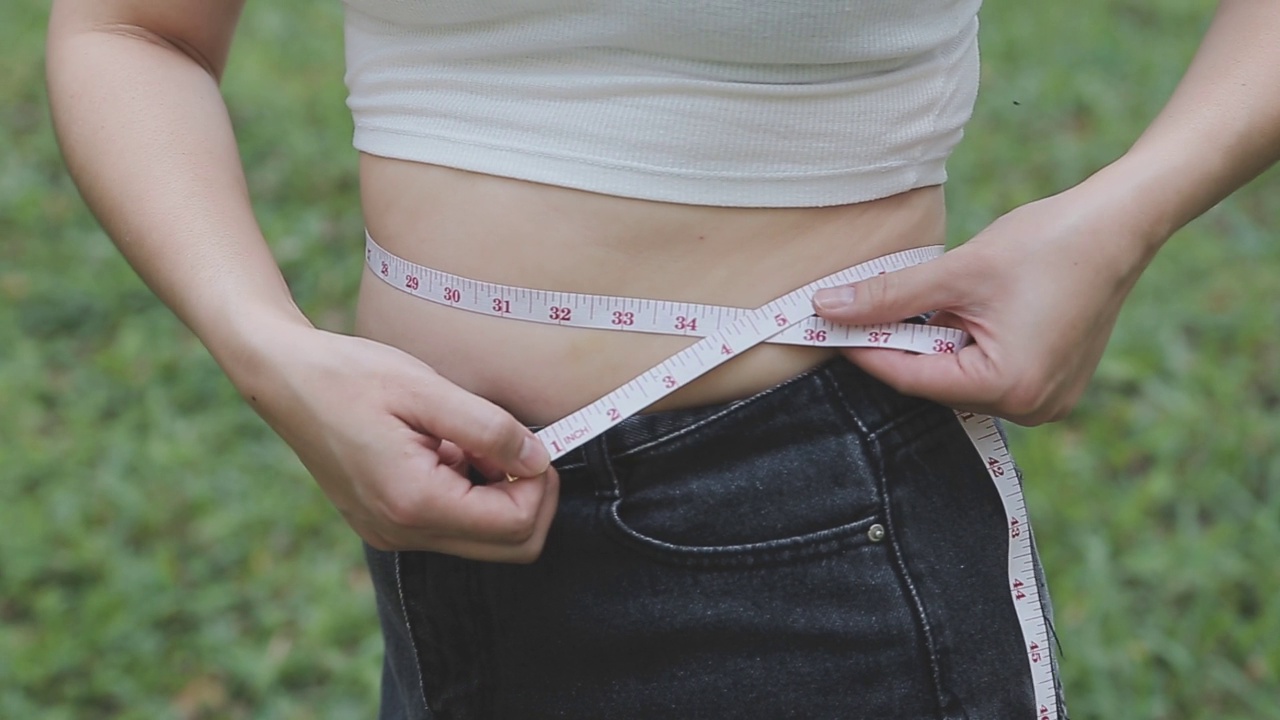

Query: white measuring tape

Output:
[365, 232, 1060, 719]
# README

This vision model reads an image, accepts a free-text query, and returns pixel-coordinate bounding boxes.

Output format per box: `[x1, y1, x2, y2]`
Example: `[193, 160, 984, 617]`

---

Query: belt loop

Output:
[581, 433, 621, 501]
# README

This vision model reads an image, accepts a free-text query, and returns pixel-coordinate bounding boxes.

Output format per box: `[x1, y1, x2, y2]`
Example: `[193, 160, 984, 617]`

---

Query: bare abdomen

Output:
[353, 156, 946, 425]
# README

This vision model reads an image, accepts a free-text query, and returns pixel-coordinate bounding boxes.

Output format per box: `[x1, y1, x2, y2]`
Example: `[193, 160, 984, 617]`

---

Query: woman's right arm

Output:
[46, 0, 557, 562]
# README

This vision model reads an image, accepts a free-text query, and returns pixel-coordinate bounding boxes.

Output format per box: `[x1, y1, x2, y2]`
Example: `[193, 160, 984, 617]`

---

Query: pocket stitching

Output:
[602, 500, 882, 567]
[393, 551, 433, 717]
[602, 366, 890, 567]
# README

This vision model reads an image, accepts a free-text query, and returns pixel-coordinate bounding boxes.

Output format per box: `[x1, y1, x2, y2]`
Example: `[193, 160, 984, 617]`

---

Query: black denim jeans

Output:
[365, 359, 1064, 719]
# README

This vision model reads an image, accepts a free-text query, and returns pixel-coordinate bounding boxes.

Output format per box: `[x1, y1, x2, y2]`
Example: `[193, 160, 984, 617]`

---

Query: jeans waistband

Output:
[547, 358, 933, 473]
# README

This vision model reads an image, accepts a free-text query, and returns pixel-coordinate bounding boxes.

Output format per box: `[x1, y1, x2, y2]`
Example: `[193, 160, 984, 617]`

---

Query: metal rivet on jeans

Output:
[867, 524, 885, 542]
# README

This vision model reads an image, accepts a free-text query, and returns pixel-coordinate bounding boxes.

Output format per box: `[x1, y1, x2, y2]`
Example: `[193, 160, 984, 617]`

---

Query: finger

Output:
[842, 344, 996, 410]
[459, 467, 559, 540]
[463, 451, 508, 483]
[376, 470, 559, 563]
[437, 439, 467, 468]
[393, 374, 550, 477]
[404, 462, 559, 546]
[813, 253, 962, 326]
[422, 472, 559, 563]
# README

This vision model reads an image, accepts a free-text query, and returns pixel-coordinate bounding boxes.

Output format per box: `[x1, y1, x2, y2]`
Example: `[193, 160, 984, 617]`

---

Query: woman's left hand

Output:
[812, 185, 1161, 426]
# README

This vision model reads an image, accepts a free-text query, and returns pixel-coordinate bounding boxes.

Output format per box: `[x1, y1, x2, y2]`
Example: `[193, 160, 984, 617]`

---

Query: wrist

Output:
[201, 301, 317, 396]
[1063, 157, 1182, 272]
[1082, 135, 1248, 257]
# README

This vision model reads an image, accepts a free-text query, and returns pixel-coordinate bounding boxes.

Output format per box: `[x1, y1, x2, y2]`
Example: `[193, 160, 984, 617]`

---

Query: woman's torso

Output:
[345, 0, 970, 425]
[354, 160, 945, 425]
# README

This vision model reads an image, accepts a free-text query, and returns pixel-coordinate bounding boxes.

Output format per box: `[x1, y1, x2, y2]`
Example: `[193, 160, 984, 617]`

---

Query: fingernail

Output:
[519, 435, 550, 475]
[813, 286, 855, 311]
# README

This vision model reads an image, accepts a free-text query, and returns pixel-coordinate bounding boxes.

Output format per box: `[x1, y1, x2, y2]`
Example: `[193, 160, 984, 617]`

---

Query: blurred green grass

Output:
[2, 0, 1277, 718]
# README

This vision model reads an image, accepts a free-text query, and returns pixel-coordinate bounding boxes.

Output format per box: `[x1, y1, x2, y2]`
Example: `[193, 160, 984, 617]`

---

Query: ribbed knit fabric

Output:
[342, 0, 982, 208]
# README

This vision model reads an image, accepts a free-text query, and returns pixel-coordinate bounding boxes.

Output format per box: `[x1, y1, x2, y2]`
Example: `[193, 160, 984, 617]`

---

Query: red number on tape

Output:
[988, 457, 1005, 477]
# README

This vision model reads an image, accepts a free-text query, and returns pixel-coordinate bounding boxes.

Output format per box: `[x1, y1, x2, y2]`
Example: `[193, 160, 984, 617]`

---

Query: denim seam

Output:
[611, 362, 829, 461]
[828, 373, 949, 717]
[604, 502, 879, 567]
[394, 552, 431, 718]
[586, 430, 619, 501]
[869, 400, 950, 440]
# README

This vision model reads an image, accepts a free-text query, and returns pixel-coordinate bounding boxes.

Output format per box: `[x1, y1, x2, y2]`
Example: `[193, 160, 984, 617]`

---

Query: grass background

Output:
[2, 0, 1277, 717]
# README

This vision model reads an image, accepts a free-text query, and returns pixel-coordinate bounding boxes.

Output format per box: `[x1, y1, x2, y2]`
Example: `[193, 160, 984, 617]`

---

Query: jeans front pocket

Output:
[602, 370, 886, 567]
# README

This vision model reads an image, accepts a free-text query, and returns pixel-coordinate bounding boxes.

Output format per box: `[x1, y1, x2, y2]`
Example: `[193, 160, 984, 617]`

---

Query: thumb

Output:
[397, 373, 550, 478]
[812, 253, 959, 325]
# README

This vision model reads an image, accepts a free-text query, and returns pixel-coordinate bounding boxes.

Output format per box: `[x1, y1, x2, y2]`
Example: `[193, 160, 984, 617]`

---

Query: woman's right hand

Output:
[232, 320, 558, 563]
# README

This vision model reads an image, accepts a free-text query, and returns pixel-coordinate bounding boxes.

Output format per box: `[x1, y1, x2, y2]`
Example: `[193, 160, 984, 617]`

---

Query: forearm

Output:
[1084, 0, 1280, 256]
[46, 14, 309, 386]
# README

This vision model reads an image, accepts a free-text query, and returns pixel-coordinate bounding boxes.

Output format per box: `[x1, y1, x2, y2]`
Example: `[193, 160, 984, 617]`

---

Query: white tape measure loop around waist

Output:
[365, 233, 968, 355]
[363, 231, 1059, 720]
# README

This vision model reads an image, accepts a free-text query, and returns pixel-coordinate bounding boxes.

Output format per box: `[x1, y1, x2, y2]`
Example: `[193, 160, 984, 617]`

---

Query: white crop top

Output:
[342, 0, 982, 208]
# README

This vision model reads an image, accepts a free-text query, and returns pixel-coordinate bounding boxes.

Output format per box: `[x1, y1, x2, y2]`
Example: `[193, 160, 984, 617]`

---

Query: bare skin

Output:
[356, 158, 945, 425]
[46, 0, 1280, 561]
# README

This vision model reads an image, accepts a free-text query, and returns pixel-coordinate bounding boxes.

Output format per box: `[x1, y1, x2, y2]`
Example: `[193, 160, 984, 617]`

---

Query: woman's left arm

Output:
[813, 0, 1280, 425]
